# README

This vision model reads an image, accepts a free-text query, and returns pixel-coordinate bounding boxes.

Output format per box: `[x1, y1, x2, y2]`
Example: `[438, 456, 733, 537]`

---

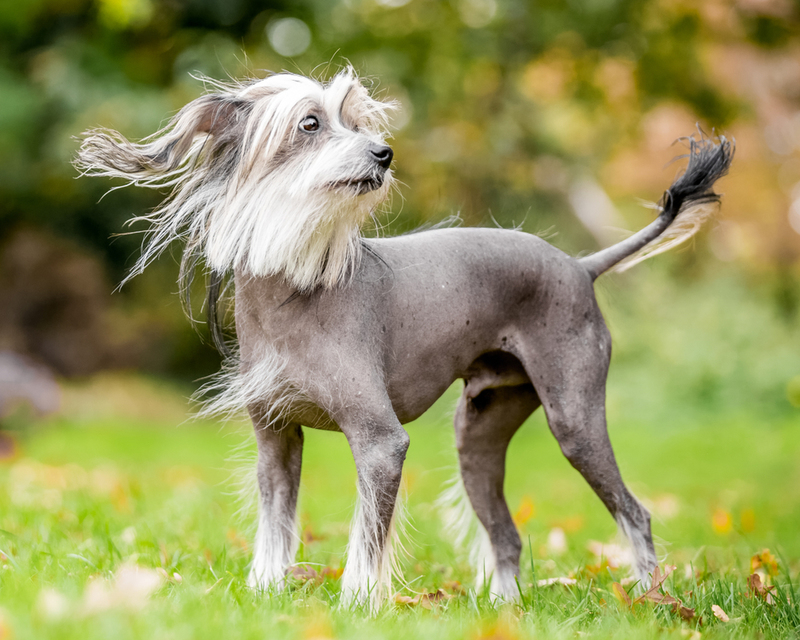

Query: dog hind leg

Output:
[248, 414, 304, 591]
[455, 382, 540, 601]
[519, 312, 658, 584]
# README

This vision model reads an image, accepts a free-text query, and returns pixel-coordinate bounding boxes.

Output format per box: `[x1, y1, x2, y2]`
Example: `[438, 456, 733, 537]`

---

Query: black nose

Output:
[369, 144, 393, 169]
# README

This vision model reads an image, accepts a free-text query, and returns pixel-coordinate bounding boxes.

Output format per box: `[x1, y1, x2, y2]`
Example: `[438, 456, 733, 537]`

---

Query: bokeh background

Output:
[0, 0, 798, 390]
[2, 0, 800, 393]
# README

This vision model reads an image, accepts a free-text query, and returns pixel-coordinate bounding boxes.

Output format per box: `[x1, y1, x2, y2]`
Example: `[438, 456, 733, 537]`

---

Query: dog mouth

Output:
[329, 175, 385, 195]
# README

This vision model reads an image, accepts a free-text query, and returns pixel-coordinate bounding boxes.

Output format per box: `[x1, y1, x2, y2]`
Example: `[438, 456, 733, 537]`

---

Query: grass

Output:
[0, 369, 798, 640]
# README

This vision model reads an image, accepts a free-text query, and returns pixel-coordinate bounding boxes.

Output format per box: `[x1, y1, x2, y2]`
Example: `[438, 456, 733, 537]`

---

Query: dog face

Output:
[201, 69, 396, 288]
[235, 72, 394, 198]
[77, 68, 396, 291]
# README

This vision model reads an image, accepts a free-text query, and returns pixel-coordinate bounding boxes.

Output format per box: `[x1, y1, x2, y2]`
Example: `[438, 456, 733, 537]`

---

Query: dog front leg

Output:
[247, 416, 304, 592]
[339, 415, 409, 611]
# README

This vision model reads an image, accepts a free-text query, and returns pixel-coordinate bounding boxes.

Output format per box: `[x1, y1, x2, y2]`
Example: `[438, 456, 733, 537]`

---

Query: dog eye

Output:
[300, 116, 320, 132]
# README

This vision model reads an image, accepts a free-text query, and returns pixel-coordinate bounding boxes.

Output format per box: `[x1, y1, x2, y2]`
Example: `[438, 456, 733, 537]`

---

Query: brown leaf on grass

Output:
[748, 573, 776, 604]
[674, 603, 696, 622]
[711, 604, 730, 622]
[394, 589, 455, 609]
[612, 565, 696, 621]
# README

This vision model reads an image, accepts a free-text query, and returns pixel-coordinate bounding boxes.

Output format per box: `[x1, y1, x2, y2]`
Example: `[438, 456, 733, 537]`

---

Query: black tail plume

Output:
[580, 132, 734, 280]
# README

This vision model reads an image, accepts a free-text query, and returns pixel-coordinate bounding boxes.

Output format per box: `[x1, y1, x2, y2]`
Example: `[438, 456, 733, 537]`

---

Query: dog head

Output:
[76, 68, 396, 291]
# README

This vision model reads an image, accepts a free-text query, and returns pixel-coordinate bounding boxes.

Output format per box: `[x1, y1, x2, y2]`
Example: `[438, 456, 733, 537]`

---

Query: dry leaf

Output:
[747, 573, 776, 604]
[611, 582, 632, 606]
[711, 604, 730, 622]
[675, 603, 696, 621]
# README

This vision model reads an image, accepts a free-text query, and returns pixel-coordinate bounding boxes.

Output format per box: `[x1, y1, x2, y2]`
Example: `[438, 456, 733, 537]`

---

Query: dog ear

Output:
[75, 92, 250, 180]
[335, 69, 396, 135]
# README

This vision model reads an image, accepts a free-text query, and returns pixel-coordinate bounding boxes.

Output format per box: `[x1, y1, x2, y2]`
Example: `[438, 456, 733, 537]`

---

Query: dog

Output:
[75, 67, 733, 609]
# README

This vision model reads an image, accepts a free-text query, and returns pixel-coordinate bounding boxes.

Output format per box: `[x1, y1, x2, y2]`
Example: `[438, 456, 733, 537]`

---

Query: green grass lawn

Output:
[0, 372, 798, 639]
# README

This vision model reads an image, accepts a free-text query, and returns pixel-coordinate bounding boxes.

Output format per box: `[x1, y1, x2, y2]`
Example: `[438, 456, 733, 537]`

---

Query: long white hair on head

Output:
[75, 67, 396, 291]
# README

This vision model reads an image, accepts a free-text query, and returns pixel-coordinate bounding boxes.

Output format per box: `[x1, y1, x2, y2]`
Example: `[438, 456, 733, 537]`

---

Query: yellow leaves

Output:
[512, 496, 535, 527]
[711, 508, 733, 535]
[711, 604, 730, 622]
[751, 549, 778, 576]
[611, 581, 632, 605]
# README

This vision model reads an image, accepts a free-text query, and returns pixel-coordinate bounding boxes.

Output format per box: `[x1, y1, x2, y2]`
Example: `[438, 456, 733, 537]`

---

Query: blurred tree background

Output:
[1, 0, 800, 421]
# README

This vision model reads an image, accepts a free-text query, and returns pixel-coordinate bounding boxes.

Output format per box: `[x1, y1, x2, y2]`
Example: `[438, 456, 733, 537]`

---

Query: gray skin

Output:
[236, 226, 655, 598]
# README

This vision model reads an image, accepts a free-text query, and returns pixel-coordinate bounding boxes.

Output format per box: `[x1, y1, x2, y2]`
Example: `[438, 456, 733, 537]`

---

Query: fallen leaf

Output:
[611, 582, 632, 605]
[711, 604, 730, 622]
[674, 603, 696, 621]
[747, 573, 776, 604]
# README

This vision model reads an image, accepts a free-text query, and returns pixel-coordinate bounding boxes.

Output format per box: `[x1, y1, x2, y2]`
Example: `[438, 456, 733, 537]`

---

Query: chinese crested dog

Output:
[76, 68, 733, 609]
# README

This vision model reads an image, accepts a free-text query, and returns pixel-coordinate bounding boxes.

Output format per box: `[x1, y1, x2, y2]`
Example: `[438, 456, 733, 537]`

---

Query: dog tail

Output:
[580, 132, 734, 281]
